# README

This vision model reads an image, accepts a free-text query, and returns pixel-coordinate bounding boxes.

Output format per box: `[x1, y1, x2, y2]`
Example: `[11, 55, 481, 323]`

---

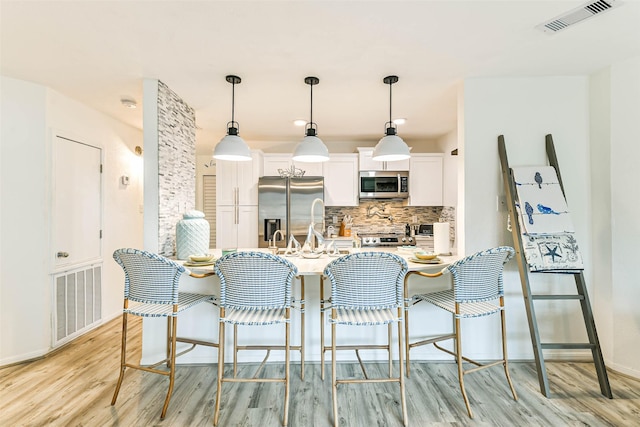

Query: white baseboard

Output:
[606, 361, 640, 380]
[0, 348, 48, 367]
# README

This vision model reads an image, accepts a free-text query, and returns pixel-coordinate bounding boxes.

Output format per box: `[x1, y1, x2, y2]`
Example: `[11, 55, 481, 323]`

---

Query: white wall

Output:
[608, 56, 640, 377]
[589, 68, 613, 366]
[437, 128, 458, 208]
[461, 76, 594, 360]
[0, 76, 143, 365]
[1, 77, 50, 363]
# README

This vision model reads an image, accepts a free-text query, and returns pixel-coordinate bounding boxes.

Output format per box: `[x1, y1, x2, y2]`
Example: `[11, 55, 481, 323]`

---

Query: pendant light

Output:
[372, 75, 410, 161]
[213, 75, 252, 161]
[292, 76, 329, 162]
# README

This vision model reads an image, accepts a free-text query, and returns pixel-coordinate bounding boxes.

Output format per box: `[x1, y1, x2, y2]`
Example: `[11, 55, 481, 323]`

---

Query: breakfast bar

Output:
[139, 248, 459, 366]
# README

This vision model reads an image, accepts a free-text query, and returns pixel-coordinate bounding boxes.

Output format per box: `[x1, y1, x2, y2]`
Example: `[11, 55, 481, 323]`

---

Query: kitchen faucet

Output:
[305, 198, 326, 251]
[268, 229, 285, 254]
[367, 204, 394, 222]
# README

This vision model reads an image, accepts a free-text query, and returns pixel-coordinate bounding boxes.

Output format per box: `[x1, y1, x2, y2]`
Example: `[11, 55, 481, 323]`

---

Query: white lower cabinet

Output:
[408, 154, 444, 206]
[216, 205, 258, 248]
[323, 154, 359, 206]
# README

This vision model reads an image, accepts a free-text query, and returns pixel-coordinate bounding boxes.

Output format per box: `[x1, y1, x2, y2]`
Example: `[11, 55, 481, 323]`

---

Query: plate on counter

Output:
[183, 259, 216, 267]
[397, 246, 422, 255]
[408, 257, 441, 264]
[300, 251, 323, 259]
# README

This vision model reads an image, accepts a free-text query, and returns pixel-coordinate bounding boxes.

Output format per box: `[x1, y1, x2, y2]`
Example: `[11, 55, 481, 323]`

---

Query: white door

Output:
[53, 136, 102, 269]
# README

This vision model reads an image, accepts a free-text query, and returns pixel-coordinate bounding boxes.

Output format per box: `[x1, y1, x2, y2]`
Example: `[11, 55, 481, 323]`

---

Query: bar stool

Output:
[322, 251, 408, 427]
[405, 246, 518, 418]
[111, 248, 218, 419]
[213, 251, 298, 426]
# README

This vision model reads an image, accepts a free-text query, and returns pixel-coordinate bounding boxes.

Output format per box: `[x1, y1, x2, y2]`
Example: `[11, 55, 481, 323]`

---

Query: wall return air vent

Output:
[536, 0, 621, 33]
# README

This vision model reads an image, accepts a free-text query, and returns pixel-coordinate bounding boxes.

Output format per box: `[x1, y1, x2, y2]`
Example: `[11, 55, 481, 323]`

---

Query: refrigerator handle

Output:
[235, 205, 239, 225]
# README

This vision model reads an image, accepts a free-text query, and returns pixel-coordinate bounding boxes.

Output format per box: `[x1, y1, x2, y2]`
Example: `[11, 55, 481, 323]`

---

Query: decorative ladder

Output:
[498, 134, 612, 398]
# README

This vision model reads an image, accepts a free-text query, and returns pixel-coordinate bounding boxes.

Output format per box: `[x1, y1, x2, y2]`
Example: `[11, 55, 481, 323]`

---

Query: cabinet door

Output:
[216, 160, 237, 206]
[408, 155, 443, 206]
[323, 154, 359, 206]
[358, 148, 382, 171]
[358, 147, 409, 171]
[216, 205, 239, 248]
[294, 160, 324, 177]
[237, 205, 258, 248]
[263, 154, 292, 177]
[385, 157, 410, 171]
[236, 157, 259, 205]
[263, 154, 324, 177]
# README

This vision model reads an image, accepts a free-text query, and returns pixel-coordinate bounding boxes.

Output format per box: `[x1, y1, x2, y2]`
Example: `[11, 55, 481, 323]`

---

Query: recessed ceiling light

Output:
[293, 119, 307, 126]
[393, 118, 406, 125]
[121, 98, 137, 109]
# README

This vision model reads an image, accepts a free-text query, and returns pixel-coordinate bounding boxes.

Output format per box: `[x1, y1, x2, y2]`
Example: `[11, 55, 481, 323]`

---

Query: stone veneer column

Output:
[143, 79, 196, 256]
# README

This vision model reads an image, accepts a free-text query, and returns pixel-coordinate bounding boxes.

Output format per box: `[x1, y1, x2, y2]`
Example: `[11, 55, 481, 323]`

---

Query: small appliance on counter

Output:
[414, 223, 434, 252]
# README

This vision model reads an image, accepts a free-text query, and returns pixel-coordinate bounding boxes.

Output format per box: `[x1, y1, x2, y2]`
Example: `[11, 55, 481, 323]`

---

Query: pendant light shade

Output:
[292, 76, 329, 162]
[213, 75, 252, 162]
[373, 75, 410, 162]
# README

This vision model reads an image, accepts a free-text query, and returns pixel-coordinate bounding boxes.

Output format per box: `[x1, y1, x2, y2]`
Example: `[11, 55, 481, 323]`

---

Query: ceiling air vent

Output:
[536, 0, 622, 33]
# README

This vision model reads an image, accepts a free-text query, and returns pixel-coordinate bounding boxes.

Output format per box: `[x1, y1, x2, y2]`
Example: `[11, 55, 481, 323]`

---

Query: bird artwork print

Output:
[537, 204, 560, 215]
[534, 172, 543, 189]
[525, 201, 534, 224]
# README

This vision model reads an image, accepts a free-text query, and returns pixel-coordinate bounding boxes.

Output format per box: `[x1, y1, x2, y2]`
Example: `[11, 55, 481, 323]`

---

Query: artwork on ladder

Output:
[512, 166, 583, 272]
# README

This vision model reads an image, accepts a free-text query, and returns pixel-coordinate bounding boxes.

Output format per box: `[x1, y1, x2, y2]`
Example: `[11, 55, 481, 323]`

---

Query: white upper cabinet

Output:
[357, 147, 410, 171]
[262, 153, 323, 177]
[408, 154, 443, 206]
[216, 150, 263, 206]
[323, 154, 359, 206]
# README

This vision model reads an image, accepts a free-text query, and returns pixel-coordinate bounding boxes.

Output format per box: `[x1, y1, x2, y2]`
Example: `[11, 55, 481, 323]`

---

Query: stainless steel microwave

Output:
[359, 171, 409, 199]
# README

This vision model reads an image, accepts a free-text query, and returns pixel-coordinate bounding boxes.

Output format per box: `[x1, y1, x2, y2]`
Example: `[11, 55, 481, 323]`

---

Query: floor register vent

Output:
[536, 0, 621, 33]
[54, 264, 102, 346]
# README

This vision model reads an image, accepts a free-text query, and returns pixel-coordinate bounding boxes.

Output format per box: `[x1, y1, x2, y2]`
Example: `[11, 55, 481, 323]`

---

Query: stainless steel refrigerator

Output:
[258, 176, 324, 248]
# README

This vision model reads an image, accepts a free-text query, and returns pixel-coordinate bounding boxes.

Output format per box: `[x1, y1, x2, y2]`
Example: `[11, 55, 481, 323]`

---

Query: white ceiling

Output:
[2, 1, 640, 154]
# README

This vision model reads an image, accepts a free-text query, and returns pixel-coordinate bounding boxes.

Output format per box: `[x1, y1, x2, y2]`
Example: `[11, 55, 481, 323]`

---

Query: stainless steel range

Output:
[359, 233, 415, 247]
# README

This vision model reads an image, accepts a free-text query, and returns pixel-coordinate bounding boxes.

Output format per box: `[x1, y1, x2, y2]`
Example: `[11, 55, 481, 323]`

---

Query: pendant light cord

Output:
[389, 80, 393, 124]
[309, 81, 314, 126]
[231, 80, 236, 125]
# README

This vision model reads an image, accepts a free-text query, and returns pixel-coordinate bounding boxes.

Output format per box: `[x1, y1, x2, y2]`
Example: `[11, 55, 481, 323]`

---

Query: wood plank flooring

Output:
[2, 316, 639, 426]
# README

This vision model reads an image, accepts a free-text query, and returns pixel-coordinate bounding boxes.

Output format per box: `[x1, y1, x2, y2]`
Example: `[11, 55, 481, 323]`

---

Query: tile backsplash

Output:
[325, 200, 456, 245]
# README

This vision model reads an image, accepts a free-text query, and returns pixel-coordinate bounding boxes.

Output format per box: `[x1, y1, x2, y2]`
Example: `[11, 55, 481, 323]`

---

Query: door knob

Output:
[57, 251, 69, 258]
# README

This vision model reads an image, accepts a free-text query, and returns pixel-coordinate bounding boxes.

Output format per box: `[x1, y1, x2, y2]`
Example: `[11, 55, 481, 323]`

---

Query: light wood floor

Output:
[2, 316, 639, 426]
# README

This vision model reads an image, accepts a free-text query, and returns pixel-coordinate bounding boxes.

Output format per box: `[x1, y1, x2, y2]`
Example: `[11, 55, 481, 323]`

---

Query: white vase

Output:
[176, 210, 210, 260]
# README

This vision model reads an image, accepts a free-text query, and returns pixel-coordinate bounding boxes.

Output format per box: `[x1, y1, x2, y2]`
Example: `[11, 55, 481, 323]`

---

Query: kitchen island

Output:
[140, 248, 459, 365]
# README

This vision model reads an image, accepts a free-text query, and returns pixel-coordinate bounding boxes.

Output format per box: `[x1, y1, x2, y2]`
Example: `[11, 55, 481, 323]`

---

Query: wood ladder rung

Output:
[541, 343, 595, 350]
[531, 294, 584, 300]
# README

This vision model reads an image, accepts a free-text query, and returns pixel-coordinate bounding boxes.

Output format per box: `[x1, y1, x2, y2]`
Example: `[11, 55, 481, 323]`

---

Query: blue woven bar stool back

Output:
[324, 251, 407, 311]
[215, 251, 296, 311]
[447, 246, 515, 304]
[114, 248, 184, 307]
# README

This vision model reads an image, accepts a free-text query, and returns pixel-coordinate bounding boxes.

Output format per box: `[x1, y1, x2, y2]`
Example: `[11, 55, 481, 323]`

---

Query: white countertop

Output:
[182, 247, 459, 276]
